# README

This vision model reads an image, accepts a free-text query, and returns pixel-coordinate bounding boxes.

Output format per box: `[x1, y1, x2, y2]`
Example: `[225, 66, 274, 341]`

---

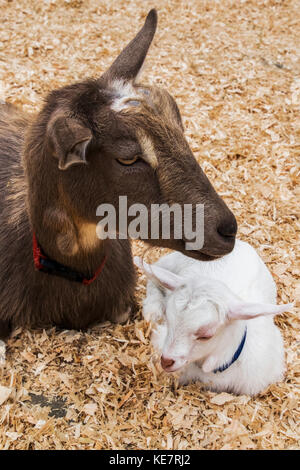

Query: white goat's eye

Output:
[195, 324, 216, 341]
[117, 156, 139, 166]
[196, 335, 212, 341]
[195, 331, 214, 341]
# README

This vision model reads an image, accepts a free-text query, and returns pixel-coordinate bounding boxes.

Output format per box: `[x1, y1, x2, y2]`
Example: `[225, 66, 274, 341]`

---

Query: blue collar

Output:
[213, 327, 247, 374]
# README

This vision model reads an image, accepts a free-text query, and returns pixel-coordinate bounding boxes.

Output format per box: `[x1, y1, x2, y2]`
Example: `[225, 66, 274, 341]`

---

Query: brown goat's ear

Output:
[102, 9, 157, 82]
[47, 115, 92, 171]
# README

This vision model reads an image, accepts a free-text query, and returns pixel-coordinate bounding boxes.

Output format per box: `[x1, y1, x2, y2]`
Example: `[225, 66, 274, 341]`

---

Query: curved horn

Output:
[102, 9, 157, 82]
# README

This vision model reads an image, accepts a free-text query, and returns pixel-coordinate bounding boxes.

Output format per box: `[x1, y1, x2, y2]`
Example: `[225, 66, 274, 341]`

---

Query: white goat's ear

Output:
[228, 301, 293, 321]
[134, 256, 183, 291]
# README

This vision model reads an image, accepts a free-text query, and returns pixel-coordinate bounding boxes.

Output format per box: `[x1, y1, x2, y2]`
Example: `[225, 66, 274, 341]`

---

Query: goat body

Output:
[136, 240, 292, 396]
[0, 10, 237, 339]
[0, 104, 136, 336]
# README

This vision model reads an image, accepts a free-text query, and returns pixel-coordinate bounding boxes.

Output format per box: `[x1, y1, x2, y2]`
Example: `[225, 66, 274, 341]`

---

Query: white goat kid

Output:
[134, 240, 293, 396]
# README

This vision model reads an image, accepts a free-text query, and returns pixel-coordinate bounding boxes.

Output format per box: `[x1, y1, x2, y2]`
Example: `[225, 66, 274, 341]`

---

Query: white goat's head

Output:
[135, 257, 293, 373]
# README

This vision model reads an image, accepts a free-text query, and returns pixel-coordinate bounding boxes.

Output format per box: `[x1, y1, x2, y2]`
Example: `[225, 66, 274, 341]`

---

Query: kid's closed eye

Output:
[117, 155, 140, 166]
[195, 327, 215, 340]
[196, 335, 212, 341]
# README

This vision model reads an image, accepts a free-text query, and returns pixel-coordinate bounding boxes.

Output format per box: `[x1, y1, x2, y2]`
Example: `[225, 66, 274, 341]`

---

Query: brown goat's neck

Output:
[31, 208, 106, 275]
[27, 184, 106, 275]
[32, 231, 108, 284]
[24, 123, 109, 275]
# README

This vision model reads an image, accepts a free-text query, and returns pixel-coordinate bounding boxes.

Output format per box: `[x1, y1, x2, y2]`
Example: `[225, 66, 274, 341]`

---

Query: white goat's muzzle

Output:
[161, 355, 187, 372]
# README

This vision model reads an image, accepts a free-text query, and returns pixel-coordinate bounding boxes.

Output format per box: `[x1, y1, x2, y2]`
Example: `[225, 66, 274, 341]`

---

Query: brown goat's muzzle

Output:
[182, 209, 237, 260]
[200, 208, 237, 259]
[154, 144, 238, 261]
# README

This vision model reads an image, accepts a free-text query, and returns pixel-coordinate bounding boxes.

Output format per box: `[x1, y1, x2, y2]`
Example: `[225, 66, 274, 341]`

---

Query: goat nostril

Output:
[161, 356, 175, 369]
[217, 218, 237, 239]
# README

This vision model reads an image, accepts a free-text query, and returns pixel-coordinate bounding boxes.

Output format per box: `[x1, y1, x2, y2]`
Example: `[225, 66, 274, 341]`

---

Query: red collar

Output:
[33, 232, 107, 285]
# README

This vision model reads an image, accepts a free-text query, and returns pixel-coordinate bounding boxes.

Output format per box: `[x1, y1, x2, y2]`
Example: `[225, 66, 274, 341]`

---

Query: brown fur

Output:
[0, 10, 236, 339]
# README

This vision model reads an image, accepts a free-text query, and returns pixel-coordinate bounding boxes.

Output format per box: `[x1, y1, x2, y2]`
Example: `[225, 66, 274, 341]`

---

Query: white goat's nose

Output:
[161, 356, 175, 370]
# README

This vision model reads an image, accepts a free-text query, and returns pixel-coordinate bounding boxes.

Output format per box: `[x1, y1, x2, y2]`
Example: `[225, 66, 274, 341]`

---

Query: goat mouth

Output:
[162, 362, 187, 373]
[163, 367, 176, 373]
[180, 238, 236, 261]
[179, 243, 223, 261]
[184, 250, 220, 261]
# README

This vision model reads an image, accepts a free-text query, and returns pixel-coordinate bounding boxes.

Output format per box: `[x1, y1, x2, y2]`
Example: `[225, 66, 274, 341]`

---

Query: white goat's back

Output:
[155, 239, 276, 304]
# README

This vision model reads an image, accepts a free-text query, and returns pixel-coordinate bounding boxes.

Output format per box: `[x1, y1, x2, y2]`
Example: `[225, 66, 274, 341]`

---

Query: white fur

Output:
[110, 79, 143, 112]
[135, 239, 293, 396]
[0, 340, 6, 365]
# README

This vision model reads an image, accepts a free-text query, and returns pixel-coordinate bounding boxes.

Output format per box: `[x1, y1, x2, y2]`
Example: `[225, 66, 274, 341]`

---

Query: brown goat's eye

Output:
[196, 336, 212, 341]
[117, 156, 139, 166]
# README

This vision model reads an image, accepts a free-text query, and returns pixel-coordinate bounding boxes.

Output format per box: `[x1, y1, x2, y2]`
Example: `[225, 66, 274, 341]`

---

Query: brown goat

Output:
[0, 10, 237, 339]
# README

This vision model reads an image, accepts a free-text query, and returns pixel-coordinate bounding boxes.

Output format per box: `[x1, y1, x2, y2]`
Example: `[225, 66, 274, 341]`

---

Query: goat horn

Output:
[102, 9, 158, 82]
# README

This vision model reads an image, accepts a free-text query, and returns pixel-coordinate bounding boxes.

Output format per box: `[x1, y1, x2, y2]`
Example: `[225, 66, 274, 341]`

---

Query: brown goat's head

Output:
[26, 9, 237, 261]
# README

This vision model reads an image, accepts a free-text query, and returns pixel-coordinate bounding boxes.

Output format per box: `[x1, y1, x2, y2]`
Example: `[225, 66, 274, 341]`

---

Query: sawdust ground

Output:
[0, 0, 299, 450]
